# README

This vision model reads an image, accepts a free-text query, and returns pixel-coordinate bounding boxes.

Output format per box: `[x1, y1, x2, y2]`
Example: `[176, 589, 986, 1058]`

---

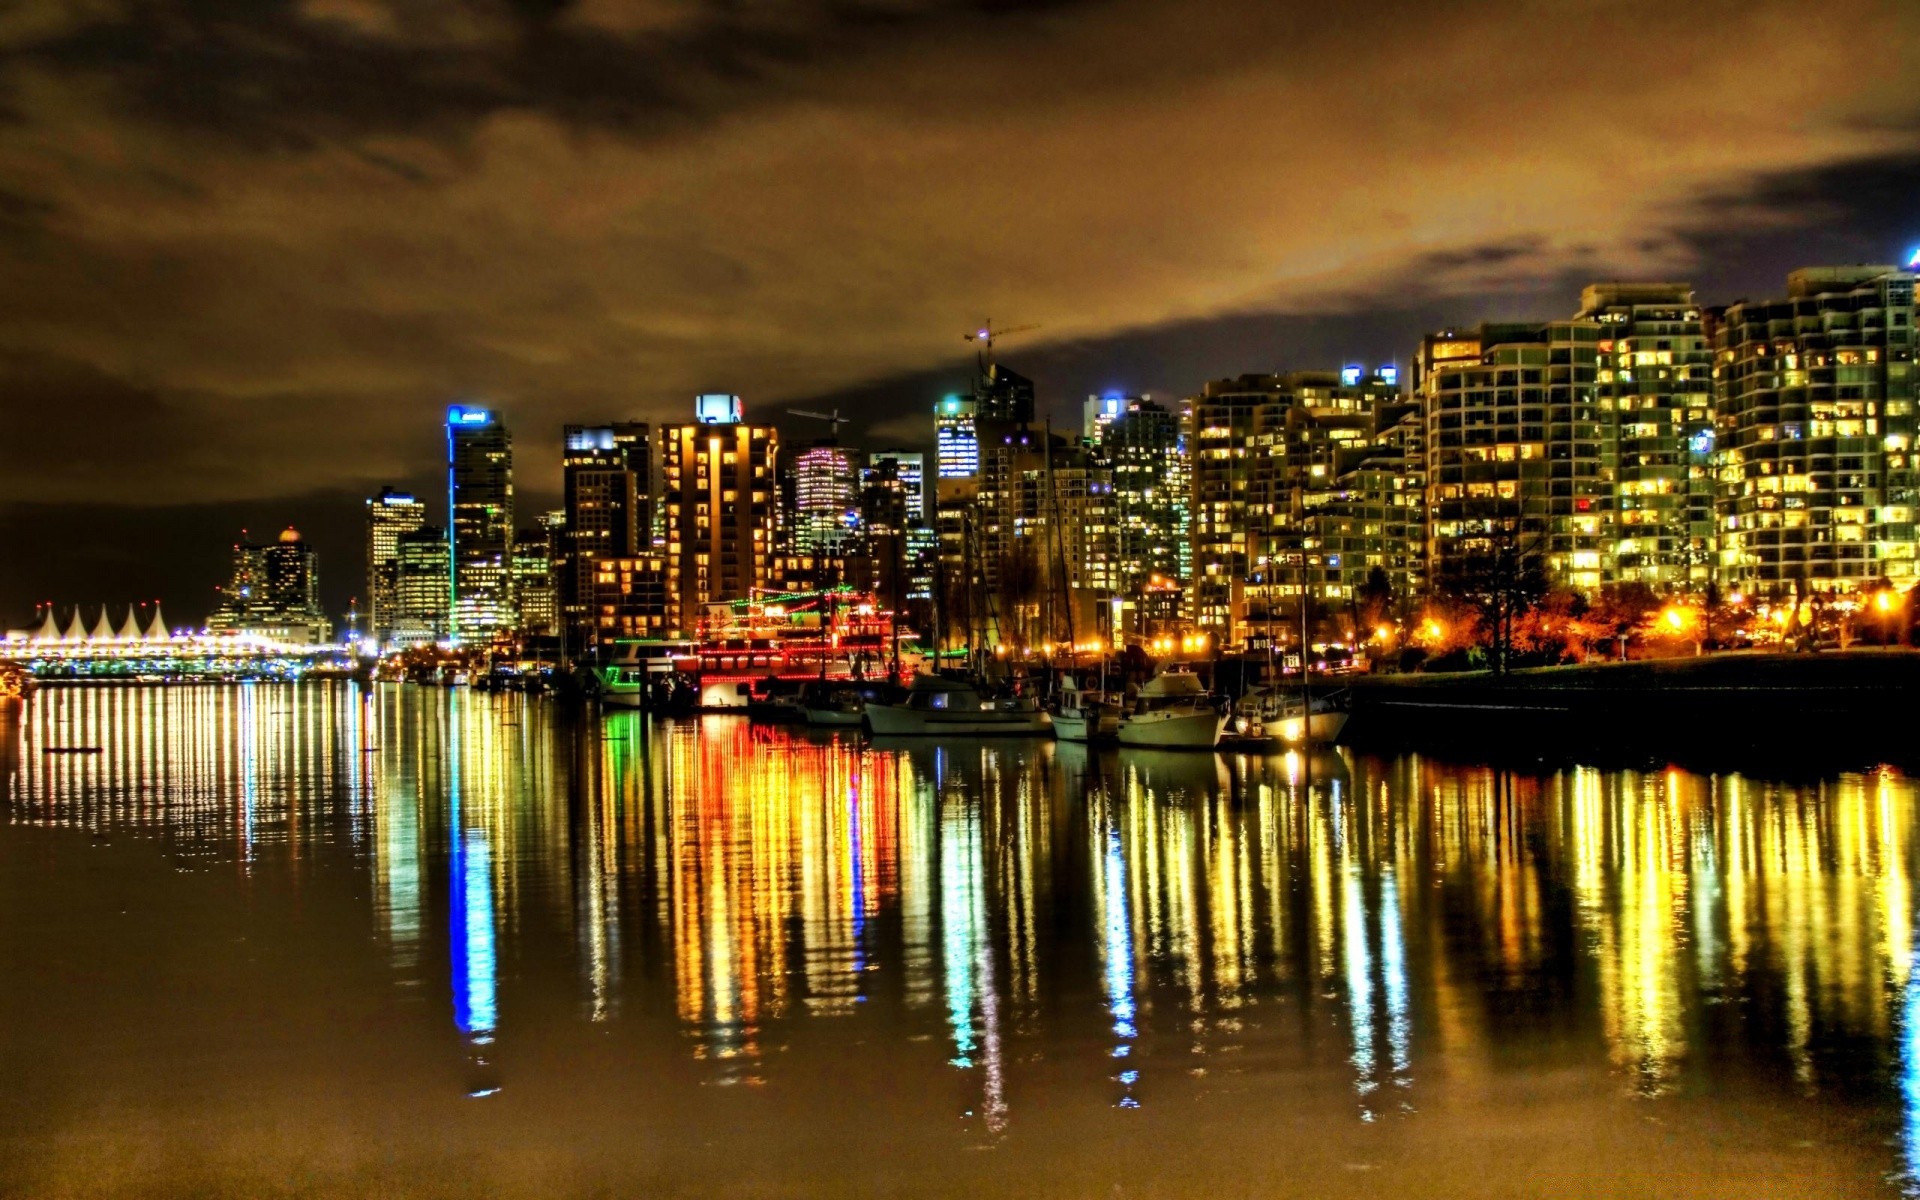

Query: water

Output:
[0, 682, 1914, 1197]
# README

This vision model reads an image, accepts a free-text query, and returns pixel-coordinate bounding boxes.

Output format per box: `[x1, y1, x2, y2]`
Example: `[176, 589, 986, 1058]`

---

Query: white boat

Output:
[1116, 669, 1224, 750]
[1233, 686, 1347, 746]
[864, 675, 1052, 737]
[1051, 674, 1120, 743]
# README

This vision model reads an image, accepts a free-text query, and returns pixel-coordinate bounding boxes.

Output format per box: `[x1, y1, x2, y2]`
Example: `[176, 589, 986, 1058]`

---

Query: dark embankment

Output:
[1344, 651, 1920, 772]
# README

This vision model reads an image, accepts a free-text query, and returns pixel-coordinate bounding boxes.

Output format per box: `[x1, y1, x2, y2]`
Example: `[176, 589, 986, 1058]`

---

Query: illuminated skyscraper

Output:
[446, 405, 515, 640]
[365, 486, 426, 647]
[936, 395, 978, 481]
[662, 395, 778, 631]
[791, 443, 858, 555]
[869, 450, 926, 523]
[1714, 266, 1919, 594]
[560, 422, 649, 648]
[1092, 396, 1183, 599]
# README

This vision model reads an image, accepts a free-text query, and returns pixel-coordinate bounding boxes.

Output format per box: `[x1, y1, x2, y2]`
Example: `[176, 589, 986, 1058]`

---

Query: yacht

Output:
[864, 674, 1051, 737]
[1116, 669, 1225, 749]
[1051, 674, 1120, 743]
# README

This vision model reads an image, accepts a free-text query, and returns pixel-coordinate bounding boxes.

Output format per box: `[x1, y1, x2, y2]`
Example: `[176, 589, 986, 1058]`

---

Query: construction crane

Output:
[787, 407, 851, 443]
[964, 318, 1039, 373]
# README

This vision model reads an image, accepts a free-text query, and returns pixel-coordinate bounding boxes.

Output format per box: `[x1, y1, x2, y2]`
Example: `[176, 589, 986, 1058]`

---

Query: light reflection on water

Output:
[1, 683, 1917, 1194]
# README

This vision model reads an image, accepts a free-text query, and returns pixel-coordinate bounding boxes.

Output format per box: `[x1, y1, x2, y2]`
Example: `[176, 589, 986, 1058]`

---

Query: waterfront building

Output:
[446, 405, 516, 640]
[1418, 323, 1610, 593]
[560, 422, 649, 649]
[790, 442, 859, 555]
[590, 555, 672, 640]
[1188, 370, 1399, 642]
[209, 528, 331, 643]
[935, 395, 979, 481]
[392, 527, 451, 644]
[662, 395, 778, 632]
[1714, 266, 1919, 595]
[365, 487, 426, 648]
[1576, 283, 1715, 591]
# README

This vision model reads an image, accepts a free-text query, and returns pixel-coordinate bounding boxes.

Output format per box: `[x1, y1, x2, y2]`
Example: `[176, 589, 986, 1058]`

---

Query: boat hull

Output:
[864, 703, 1051, 737]
[1117, 707, 1224, 749]
[804, 706, 864, 727]
[1265, 710, 1348, 746]
[598, 685, 645, 710]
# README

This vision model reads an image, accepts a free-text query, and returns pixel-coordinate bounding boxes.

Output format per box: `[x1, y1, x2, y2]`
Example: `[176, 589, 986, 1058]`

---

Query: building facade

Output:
[560, 422, 649, 649]
[393, 526, 451, 644]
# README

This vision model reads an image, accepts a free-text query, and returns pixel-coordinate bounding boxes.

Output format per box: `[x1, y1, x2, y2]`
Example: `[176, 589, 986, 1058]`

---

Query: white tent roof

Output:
[61, 608, 86, 642]
[31, 609, 59, 642]
[145, 607, 170, 641]
[88, 606, 114, 641]
[117, 607, 144, 640]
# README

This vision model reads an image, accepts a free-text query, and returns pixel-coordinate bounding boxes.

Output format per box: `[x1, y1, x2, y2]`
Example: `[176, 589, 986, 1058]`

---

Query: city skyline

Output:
[11, 253, 1920, 632]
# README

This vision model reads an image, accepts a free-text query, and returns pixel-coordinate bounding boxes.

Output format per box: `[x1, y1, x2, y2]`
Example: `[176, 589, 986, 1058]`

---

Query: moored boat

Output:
[864, 674, 1051, 737]
[1051, 674, 1120, 743]
[1116, 669, 1224, 749]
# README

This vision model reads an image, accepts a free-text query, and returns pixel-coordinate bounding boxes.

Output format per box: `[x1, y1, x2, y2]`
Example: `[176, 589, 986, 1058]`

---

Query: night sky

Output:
[4, 1, 1920, 627]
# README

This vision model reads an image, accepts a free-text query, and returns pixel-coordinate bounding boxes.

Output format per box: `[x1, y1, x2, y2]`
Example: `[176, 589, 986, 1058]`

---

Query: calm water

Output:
[1, 683, 1916, 1197]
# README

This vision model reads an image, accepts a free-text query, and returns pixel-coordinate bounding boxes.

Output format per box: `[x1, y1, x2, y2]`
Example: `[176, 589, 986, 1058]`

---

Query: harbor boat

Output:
[1116, 669, 1225, 750]
[1231, 686, 1348, 747]
[864, 674, 1051, 737]
[1051, 674, 1120, 743]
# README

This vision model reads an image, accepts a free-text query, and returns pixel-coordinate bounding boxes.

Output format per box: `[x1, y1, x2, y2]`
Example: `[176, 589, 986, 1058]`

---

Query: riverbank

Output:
[1345, 650, 1920, 767]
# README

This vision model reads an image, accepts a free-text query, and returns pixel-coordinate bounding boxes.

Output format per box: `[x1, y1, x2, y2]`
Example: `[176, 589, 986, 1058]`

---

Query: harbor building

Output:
[392, 526, 451, 644]
[208, 527, 331, 644]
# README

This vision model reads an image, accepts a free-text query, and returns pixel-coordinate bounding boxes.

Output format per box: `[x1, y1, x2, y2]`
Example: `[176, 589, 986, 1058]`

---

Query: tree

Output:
[1435, 520, 1550, 675]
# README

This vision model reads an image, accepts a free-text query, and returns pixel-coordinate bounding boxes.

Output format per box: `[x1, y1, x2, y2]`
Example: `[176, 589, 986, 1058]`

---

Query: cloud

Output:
[0, 0, 1917, 517]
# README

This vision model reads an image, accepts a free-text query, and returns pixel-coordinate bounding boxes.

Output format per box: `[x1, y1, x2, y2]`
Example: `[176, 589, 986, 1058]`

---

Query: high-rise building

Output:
[1577, 283, 1714, 591]
[365, 486, 426, 647]
[790, 443, 858, 555]
[209, 527, 330, 643]
[869, 450, 926, 522]
[393, 526, 451, 644]
[870, 450, 934, 603]
[662, 395, 778, 632]
[1093, 396, 1185, 600]
[1189, 371, 1403, 642]
[1418, 323, 1611, 594]
[1714, 266, 1919, 595]
[936, 394, 979, 481]
[560, 422, 649, 649]
[511, 514, 563, 637]
[446, 405, 515, 640]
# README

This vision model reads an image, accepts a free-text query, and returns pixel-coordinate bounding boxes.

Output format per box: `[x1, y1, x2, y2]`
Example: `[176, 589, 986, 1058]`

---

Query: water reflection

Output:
[0, 684, 1916, 1191]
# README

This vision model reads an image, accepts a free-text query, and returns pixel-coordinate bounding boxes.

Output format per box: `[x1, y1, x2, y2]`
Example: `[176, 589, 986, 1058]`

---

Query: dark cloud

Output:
[4, 0, 1920, 625]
